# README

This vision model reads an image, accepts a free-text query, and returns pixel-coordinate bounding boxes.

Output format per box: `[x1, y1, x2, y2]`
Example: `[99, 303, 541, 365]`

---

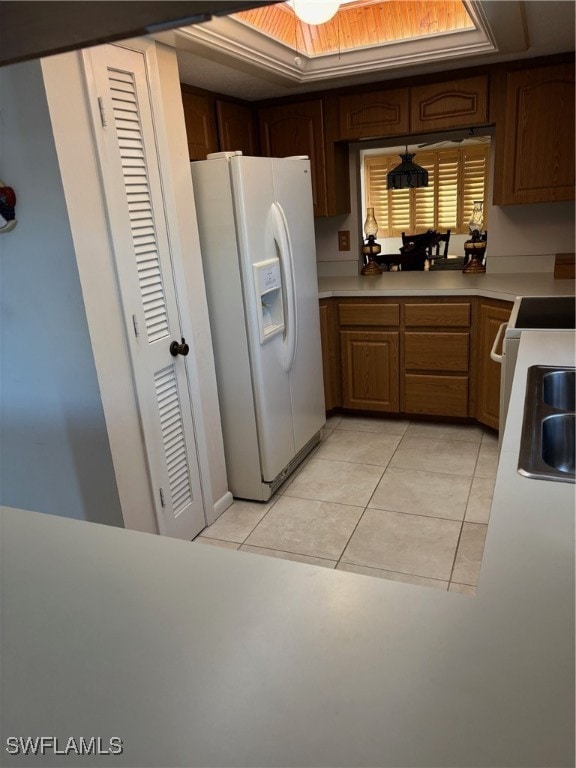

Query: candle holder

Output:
[463, 201, 486, 274]
[360, 207, 382, 276]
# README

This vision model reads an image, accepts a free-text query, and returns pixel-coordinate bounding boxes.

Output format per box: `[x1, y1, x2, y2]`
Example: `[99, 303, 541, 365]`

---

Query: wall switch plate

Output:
[338, 230, 350, 251]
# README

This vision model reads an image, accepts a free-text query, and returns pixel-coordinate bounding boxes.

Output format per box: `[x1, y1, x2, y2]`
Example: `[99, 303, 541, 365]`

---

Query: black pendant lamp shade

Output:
[387, 149, 429, 189]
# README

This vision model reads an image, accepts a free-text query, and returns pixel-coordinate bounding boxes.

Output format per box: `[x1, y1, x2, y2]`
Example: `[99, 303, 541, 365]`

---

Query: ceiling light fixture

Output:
[288, 0, 341, 26]
[387, 147, 429, 189]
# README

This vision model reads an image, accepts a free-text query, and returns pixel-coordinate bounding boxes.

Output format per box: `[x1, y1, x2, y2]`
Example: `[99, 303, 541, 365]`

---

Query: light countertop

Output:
[1, 331, 574, 767]
[318, 271, 575, 300]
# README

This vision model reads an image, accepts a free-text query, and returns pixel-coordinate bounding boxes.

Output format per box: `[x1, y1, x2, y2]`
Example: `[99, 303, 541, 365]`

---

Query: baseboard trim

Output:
[212, 491, 234, 523]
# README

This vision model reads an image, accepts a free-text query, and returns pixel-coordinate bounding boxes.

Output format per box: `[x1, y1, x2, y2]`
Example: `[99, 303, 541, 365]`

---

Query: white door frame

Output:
[41, 40, 231, 535]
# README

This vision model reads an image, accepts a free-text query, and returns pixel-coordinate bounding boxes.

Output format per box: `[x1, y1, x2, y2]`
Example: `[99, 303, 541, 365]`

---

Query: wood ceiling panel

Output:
[234, 0, 474, 56]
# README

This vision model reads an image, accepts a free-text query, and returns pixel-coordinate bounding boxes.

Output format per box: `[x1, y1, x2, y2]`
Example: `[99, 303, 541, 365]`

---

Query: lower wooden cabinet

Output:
[402, 300, 472, 418]
[319, 299, 341, 411]
[476, 299, 513, 429]
[319, 296, 513, 426]
[404, 374, 468, 417]
[341, 331, 399, 412]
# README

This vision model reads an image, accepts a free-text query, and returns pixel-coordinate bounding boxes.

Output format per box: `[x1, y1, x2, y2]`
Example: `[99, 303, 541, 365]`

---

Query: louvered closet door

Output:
[85, 44, 205, 540]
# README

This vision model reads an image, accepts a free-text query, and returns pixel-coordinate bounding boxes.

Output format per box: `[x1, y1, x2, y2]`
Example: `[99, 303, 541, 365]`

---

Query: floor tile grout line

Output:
[238, 542, 338, 565]
[337, 559, 451, 586]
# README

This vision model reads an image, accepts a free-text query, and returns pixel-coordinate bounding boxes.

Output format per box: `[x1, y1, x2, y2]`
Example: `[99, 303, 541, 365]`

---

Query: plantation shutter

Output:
[365, 156, 390, 237]
[413, 151, 435, 232]
[389, 187, 411, 236]
[364, 143, 490, 236]
[461, 145, 489, 229]
[436, 149, 459, 230]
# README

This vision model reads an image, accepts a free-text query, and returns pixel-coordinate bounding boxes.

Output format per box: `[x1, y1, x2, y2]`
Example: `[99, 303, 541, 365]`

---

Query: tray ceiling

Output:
[233, 1, 475, 57]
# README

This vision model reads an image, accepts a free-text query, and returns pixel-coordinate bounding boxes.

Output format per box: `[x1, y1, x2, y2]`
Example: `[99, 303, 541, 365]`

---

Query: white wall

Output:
[0, 61, 123, 526]
[314, 140, 575, 276]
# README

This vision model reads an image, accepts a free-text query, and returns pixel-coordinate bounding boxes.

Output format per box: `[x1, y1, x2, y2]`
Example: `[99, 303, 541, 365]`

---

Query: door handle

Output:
[169, 337, 190, 357]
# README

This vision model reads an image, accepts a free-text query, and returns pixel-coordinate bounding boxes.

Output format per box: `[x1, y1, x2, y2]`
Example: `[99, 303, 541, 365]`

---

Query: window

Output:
[363, 144, 489, 238]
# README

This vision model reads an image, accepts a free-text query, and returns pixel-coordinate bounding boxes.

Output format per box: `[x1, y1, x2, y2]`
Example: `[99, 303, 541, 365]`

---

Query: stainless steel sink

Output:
[542, 369, 575, 411]
[541, 414, 575, 475]
[518, 366, 576, 483]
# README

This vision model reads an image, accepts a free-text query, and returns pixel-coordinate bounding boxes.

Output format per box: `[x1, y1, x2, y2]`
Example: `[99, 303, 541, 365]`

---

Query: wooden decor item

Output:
[554, 253, 576, 280]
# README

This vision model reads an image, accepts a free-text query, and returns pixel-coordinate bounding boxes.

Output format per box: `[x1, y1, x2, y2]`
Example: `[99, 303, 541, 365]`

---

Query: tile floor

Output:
[195, 415, 500, 595]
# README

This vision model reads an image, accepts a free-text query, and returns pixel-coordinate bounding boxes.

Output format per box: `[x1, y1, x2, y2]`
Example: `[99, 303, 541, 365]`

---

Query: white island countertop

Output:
[1, 333, 574, 768]
[318, 270, 575, 300]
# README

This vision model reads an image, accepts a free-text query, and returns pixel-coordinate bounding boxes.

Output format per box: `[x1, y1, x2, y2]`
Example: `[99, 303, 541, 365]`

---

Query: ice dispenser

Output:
[253, 258, 284, 343]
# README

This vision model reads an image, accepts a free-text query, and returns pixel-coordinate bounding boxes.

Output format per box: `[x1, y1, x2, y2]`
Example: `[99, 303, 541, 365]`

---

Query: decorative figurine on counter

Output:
[463, 200, 486, 273]
[0, 180, 17, 233]
[360, 207, 383, 275]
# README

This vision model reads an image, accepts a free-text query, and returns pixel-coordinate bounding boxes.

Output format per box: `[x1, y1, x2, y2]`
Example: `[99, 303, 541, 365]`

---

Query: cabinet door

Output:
[341, 331, 399, 412]
[338, 89, 409, 140]
[181, 91, 218, 161]
[319, 299, 342, 411]
[216, 100, 259, 156]
[495, 63, 575, 204]
[410, 75, 488, 132]
[476, 299, 513, 430]
[258, 100, 327, 216]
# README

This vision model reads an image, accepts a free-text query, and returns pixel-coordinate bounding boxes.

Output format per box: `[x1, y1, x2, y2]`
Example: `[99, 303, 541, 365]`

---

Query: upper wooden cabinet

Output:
[181, 90, 218, 161]
[493, 62, 575, 205]
[216, 100, 259, 156]
[338, 88, 409, 140]
[409, 75, 489, 132]
[258, 99, 329, 217]
[258, 99, 349, 216]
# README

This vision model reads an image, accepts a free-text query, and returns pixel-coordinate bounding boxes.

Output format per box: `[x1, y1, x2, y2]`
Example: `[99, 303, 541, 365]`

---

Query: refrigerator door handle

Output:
[270, 202, 298, 372]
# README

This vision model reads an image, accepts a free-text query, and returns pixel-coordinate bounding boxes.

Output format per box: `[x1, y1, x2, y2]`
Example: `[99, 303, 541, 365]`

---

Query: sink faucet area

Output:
[518, 366, 576, 482]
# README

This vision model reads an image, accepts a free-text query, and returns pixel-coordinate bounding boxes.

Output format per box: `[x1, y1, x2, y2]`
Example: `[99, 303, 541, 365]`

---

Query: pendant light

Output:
[387, 147, 429, 190]
[289, 0, 341, 25]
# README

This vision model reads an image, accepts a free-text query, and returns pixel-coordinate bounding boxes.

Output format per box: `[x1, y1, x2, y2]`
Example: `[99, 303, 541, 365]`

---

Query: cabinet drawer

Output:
[339, 302, 400, 327]
[405, 332, 469, 372]
[404, 374, 468, 417]
[404, 302, 470, 327]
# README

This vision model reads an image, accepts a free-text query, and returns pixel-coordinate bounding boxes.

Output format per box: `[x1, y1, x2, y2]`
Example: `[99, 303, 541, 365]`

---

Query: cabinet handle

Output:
[490, 322, 508, 363]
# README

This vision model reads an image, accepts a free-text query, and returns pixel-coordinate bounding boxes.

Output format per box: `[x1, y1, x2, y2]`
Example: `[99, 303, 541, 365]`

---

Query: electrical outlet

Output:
[338, 230, 350, 251]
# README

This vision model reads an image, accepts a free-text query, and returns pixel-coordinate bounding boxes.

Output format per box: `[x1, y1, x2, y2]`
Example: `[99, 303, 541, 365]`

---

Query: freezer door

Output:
[230, 156, 296, 482]
[271, 157, 326, 451]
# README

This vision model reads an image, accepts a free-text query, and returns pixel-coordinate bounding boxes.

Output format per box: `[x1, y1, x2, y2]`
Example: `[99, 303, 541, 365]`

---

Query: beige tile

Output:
[337, 562, 448, 590]
[244, 495, 364, 560]
[195, 537, 240, 550]
[325, 414, 343, 429]
[475, 443, 499, 478]
[481, 429, 499, 446]
[465, 476, 496, 524]
[406, 422, 484, 442]
[314, 429, 401, 467]
[240, 545, 336, 569]
[449, 582, 477, 596]
[389, 436, 480, 476]
[451, 522, 488, 586]
[369, 467, 471, 520]
[199, 498, 277, 543]
[336, 415, 410, 435]
[341, 508, 461, 581]
[283, 458, 384, 506]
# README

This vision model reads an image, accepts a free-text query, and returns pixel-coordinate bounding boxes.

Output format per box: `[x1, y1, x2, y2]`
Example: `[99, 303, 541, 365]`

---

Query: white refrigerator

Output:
[191, 153, 326, 501]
